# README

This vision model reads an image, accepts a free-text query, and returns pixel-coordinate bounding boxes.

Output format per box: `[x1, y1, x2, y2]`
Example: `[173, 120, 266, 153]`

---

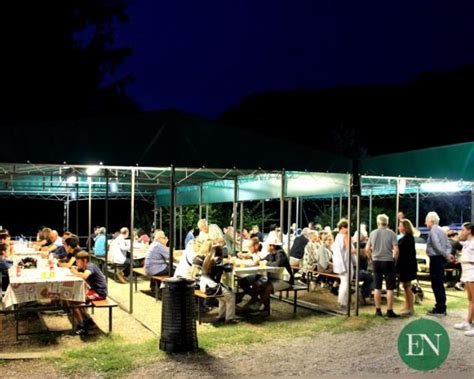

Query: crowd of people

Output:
[2, 210, 474, 335]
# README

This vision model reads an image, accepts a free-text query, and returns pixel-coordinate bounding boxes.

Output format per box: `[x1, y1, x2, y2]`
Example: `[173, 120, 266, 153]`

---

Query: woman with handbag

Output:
[201, 244, 239, 324]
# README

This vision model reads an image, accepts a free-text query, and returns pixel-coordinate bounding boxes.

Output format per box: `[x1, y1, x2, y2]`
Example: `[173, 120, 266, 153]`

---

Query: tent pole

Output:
[261, 200, 265, 233]
[233, 178, 238, 255]
[205, 205, 209, 221]
[295, 196, 299, 230]
[369, 191, 373, 232]
[347, 175, 352, 317]
[179, 206, 183, 249]
[129, 168, 136, 314]
[75, 183, 79, 237]
[63, 200, 67, 233]
[471, 190, 474, 223]
[159, 207, 162, 230]
[174, 204, 177, 249]
[416, 187, 420, 229]
[240, 202, 244, 252]
[395, 179, 400, 233]
[104, 175, 109, 277]
[199, 184, 203, 219]
[331, 196, 334, 229]
[169, 166, 176, 276]
[300, 197, 304, 227]
[355, 194, 361, 316]
[339, 194, 343, 221]
[66, 192, 70, 231]
[280, 171, 285, 243]
[153, 198, 157, 233]
[88, 180, 92, 251]
[287, 199, 292, 253]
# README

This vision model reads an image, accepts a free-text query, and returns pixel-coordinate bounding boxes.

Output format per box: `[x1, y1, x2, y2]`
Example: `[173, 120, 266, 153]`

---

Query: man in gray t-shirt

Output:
[369, 228, 398, 262]
[366, 214, 399, 318]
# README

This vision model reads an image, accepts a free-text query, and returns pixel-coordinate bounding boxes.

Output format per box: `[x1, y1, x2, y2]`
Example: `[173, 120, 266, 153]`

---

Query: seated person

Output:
[262, 236, 294, 294]
[289, 228, 310, 267]
[0, 231, 14, 257]
[109, 227, 131, 283]
[52, 231, 72, 260]
[201, 245, 239, 324]
[93, 227, 107, 257]
[0, 243, 13, 291]
[40, 230, 63, 253]
[137, 229, 150, 245]
[32, 227, 52, 248]
[144, 230, 170, 294]
[316, 233, 334, 273]
[238, 238, 273, 311]
[174, 238, 202, 279]
[70, 251, 108, 335]
[58, 235, 81, 268]
[301, 230, 321, 276]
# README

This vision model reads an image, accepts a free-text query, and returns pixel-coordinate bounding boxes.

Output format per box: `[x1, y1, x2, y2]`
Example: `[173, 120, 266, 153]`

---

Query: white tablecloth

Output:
[2, 267, 86, 309]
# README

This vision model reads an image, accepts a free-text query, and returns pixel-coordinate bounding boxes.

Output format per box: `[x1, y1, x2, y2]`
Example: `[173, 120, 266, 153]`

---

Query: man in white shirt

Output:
[110, 227, 130, 283]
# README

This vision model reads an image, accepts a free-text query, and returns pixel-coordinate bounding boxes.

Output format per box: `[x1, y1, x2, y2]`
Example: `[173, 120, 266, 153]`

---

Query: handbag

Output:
[205, 283, 222, 296]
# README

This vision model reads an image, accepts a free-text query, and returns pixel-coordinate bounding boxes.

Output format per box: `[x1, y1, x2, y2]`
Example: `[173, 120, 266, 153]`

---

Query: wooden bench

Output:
[90, 297, 118, 333]
[133, 267, 147, 292]
[194, 289, 223, 324]
[151, 275, 170, 301]
[276, 284, 308, 314]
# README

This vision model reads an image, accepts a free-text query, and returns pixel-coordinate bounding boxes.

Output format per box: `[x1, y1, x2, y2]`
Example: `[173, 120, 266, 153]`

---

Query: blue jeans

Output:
[429, 255, 446, 312]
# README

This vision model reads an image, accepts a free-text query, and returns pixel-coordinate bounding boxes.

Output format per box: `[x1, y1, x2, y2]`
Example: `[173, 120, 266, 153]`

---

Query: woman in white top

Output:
[454, 223, 474, 336]
[332, 219, 356, 309]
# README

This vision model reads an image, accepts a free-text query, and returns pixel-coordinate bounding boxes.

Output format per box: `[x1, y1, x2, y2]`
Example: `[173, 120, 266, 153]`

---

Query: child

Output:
[70, 251, 108, 335]
[0, 243, 13, 291]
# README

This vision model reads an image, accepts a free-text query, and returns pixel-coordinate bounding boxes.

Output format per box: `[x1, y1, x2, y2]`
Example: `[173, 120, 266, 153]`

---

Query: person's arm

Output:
[365, 237, 372, 261]
[70, 266, 91, 280]
[392, 233, 399, 261]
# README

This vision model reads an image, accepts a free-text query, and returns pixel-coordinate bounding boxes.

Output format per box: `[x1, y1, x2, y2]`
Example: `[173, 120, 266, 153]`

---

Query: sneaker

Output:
[454, 282, 464, 291]
[74, 327, 88, 336]
[454, 321, 472, 330]
[426, 308, 447, 317]
[386, 310, 399, 318]
[375, 309, 383, 317]
[399, 309, 414, 316]
[465, 329, 474, 337]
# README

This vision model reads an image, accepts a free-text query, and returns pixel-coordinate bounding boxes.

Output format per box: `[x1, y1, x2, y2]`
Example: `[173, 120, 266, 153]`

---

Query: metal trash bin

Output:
[159, 277, 198, 353]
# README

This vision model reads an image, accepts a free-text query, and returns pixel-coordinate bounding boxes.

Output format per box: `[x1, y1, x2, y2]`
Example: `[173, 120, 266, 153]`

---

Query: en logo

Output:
[398, 318, 450, 371]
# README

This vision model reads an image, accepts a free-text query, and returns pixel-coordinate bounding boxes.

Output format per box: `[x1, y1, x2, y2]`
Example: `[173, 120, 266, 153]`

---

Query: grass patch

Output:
[57, 335, 163, 377]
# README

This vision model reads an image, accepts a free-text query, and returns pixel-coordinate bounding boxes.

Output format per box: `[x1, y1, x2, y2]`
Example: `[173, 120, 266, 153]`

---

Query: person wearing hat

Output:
[263, 234, 294, 292]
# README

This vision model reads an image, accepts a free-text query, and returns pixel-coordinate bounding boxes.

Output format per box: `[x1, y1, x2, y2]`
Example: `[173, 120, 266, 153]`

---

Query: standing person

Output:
[397, 219, 418, 315]
[332, 219, 356, 310]
[425, 212, 454, 316]
[366, 214, 399, 318]
[453, 223, 474, 336]
[144, 230, 170, 296]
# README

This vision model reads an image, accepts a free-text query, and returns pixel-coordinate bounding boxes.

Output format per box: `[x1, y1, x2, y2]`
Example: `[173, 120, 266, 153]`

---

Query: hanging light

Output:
[398, 179, 406, 194]
[86, 166, 101, 175]
[109, 180, 119, 193]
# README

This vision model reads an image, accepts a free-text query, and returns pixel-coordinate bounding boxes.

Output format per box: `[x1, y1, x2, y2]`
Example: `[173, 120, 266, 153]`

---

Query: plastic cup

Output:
[41, 270, 47, 280]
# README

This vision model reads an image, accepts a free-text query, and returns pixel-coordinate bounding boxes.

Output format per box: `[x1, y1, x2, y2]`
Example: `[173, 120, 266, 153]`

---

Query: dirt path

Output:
[130, 310, 474, 378]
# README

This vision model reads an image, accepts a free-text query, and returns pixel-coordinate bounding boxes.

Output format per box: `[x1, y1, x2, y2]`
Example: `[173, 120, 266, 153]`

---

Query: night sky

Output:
[116, 0, 474, 118]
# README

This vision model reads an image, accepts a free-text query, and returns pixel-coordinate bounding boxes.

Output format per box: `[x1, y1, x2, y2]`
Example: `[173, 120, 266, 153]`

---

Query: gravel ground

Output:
[129, 310, 474, 378]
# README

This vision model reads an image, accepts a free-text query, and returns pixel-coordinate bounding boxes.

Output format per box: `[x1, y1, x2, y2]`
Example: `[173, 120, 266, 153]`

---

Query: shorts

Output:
[86, 289, 106, 303]
[373, 260, 396, 290]
[461, 263, 474, 283]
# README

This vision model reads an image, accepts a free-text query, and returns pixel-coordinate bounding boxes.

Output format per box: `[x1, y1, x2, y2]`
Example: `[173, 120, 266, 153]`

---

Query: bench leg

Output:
[155, 280, 159, 302]
[294, 291, 297, 314]
[15, 314, 19, 341]
[135, 273, 138, 292]
[109, 307, 112, 333]
[197, 298, 202, 325]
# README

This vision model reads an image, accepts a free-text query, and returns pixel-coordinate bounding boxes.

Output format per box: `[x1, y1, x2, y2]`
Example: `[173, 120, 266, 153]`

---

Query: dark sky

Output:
[115, 0, 474, 118]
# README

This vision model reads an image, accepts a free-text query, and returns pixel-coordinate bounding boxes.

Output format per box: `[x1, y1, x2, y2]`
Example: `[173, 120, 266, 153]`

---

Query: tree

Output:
[1, 0, 137, 123]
